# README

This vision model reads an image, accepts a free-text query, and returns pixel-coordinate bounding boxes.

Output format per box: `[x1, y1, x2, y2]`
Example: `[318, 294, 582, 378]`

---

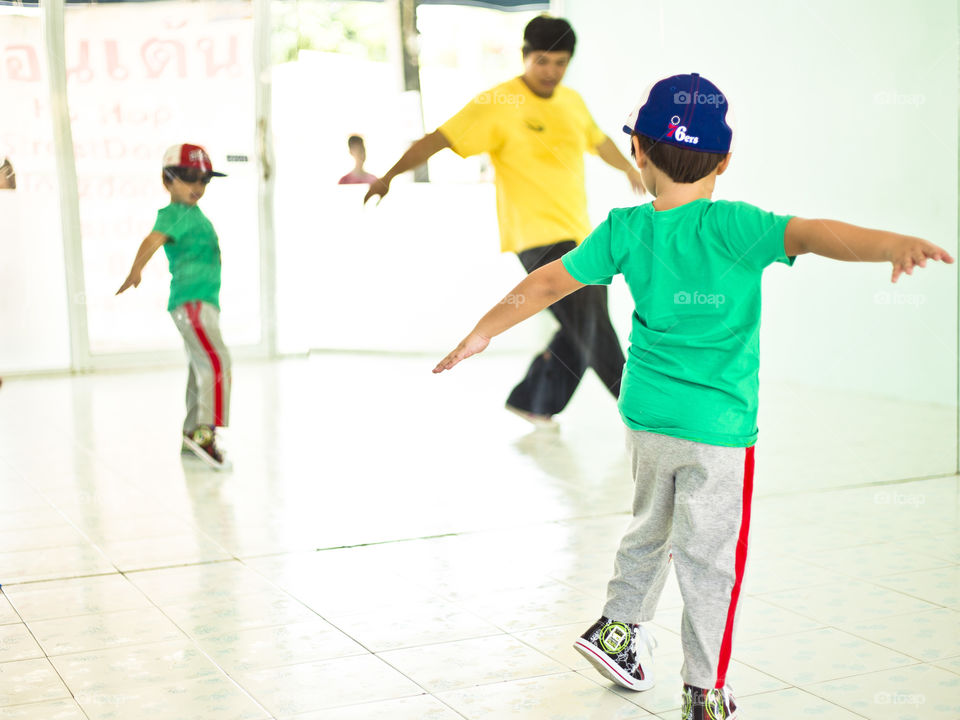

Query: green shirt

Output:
[154, 203, 222, 312]
[562, 199, 794, 447]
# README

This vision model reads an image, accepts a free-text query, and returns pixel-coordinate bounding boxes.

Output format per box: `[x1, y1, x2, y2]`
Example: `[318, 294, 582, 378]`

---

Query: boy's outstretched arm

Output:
[433, 259, 585, 373]
[784, 218, 954, 282]
[116, 231, 168, 295]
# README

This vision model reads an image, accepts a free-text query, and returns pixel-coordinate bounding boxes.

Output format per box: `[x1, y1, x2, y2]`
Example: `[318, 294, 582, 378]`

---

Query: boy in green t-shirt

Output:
[117, 143, 232, 471]
[433, 74, 953, 719]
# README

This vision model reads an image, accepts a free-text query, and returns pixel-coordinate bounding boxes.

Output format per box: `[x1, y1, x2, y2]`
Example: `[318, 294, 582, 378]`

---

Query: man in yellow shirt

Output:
[365, 15, 642, 425]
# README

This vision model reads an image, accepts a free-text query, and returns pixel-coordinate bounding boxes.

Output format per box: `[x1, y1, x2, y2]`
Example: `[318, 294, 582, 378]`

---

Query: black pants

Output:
[506, 241, 625, 416]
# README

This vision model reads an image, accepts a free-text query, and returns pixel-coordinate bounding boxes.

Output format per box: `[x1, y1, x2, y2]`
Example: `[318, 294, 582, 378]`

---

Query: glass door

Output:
[63, 0, 263, 358]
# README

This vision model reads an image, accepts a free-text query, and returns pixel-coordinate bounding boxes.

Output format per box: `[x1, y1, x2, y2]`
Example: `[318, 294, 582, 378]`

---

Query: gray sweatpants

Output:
[604, 428, 755, 689]
[170, 301, 231, 433]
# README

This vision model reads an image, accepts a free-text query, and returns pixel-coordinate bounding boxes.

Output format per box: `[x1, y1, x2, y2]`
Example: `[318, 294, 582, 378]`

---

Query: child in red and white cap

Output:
[117, 143, 232, 470]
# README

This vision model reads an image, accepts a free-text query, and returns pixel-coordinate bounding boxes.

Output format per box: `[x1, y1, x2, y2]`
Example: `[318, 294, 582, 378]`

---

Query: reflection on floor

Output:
[0, 354, 957, 719]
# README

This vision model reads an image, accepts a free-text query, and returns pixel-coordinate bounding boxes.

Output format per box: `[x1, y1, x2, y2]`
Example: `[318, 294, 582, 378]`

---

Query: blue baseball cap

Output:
[623, 73, 732, 154]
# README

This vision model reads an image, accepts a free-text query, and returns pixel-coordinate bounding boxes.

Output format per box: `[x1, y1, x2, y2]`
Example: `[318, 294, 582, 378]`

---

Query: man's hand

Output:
[362, 131, 451, 205]
[889, 236, 954, 283]
[433, 331, 491, 374]
[627, 168, 645, 195]
[363, 177, 390, 205]
[116, 271, 141, 295]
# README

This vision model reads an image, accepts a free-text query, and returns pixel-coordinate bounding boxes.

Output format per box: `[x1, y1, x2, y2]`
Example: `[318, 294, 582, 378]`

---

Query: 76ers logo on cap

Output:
[666, 115, 699, 145]
[667, 115, 681, 138]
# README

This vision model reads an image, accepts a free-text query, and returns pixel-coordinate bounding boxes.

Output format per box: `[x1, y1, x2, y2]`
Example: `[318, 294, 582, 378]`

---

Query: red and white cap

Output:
[161, 143, 226, 176]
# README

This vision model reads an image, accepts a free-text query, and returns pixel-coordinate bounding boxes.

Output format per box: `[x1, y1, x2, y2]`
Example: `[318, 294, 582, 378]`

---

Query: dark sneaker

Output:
[682, 684, 738, 720]
[182, 427, 231, 471]
[574, 616, 657, 691]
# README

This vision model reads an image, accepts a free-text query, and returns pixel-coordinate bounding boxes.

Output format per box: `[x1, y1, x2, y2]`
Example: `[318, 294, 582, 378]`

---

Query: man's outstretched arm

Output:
[596, 136, 645, 195]
[363, 130, 451, 204]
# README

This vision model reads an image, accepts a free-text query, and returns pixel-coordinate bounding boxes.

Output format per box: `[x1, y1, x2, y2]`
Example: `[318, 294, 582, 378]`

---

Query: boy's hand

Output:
[889, 237, 954, 283]
[627, 168, 645, 195]
[433, 331, 491, 374]
[363, 177, 390, 205]
[116, 271, 141, 295]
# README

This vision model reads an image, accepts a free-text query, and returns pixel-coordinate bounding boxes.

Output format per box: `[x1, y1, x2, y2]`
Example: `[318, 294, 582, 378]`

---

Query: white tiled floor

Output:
[0, 355, 957, 719]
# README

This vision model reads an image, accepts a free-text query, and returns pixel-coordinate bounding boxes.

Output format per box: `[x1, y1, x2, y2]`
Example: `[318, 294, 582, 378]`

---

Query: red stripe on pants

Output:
[715, 445, 754, 688]
[185, 301, 223, 427]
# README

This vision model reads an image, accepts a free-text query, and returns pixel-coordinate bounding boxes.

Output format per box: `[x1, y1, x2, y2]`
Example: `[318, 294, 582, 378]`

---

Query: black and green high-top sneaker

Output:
[573, 616, 657, 691]
[681, 684, 738, 720]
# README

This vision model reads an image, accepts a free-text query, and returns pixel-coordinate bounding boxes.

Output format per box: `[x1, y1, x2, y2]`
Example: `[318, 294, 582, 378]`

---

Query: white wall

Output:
[561, 0, 957, 409]
[272, 50, 557, 357]
[275, 180, 556, 355]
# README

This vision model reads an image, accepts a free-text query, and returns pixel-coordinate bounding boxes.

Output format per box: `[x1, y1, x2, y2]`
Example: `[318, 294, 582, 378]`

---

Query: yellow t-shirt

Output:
[438, 77, 606, 254]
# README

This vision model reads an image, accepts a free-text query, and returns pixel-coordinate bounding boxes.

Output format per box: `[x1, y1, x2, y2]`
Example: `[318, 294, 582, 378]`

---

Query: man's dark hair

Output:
[522, 15, 576, 57]
[347, 135, 364, 150]
[632, 133, 727, 184]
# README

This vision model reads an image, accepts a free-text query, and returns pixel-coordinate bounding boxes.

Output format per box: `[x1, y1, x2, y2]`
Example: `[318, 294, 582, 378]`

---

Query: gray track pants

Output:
[603, 428, 755, 689]
[170, 301, 231, 433]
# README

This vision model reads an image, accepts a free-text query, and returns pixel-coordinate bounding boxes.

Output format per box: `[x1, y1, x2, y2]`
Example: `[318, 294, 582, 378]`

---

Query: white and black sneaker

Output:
[505, 403, 558, 430]
[574, 616, 657, 691]
[682, 684, 738, 720]
[182, 426, 231, 471]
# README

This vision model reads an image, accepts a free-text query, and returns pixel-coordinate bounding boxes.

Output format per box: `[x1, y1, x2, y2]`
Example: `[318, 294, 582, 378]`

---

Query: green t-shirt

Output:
[154, 203, 222, 312]
[562, 199, 794, 447]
